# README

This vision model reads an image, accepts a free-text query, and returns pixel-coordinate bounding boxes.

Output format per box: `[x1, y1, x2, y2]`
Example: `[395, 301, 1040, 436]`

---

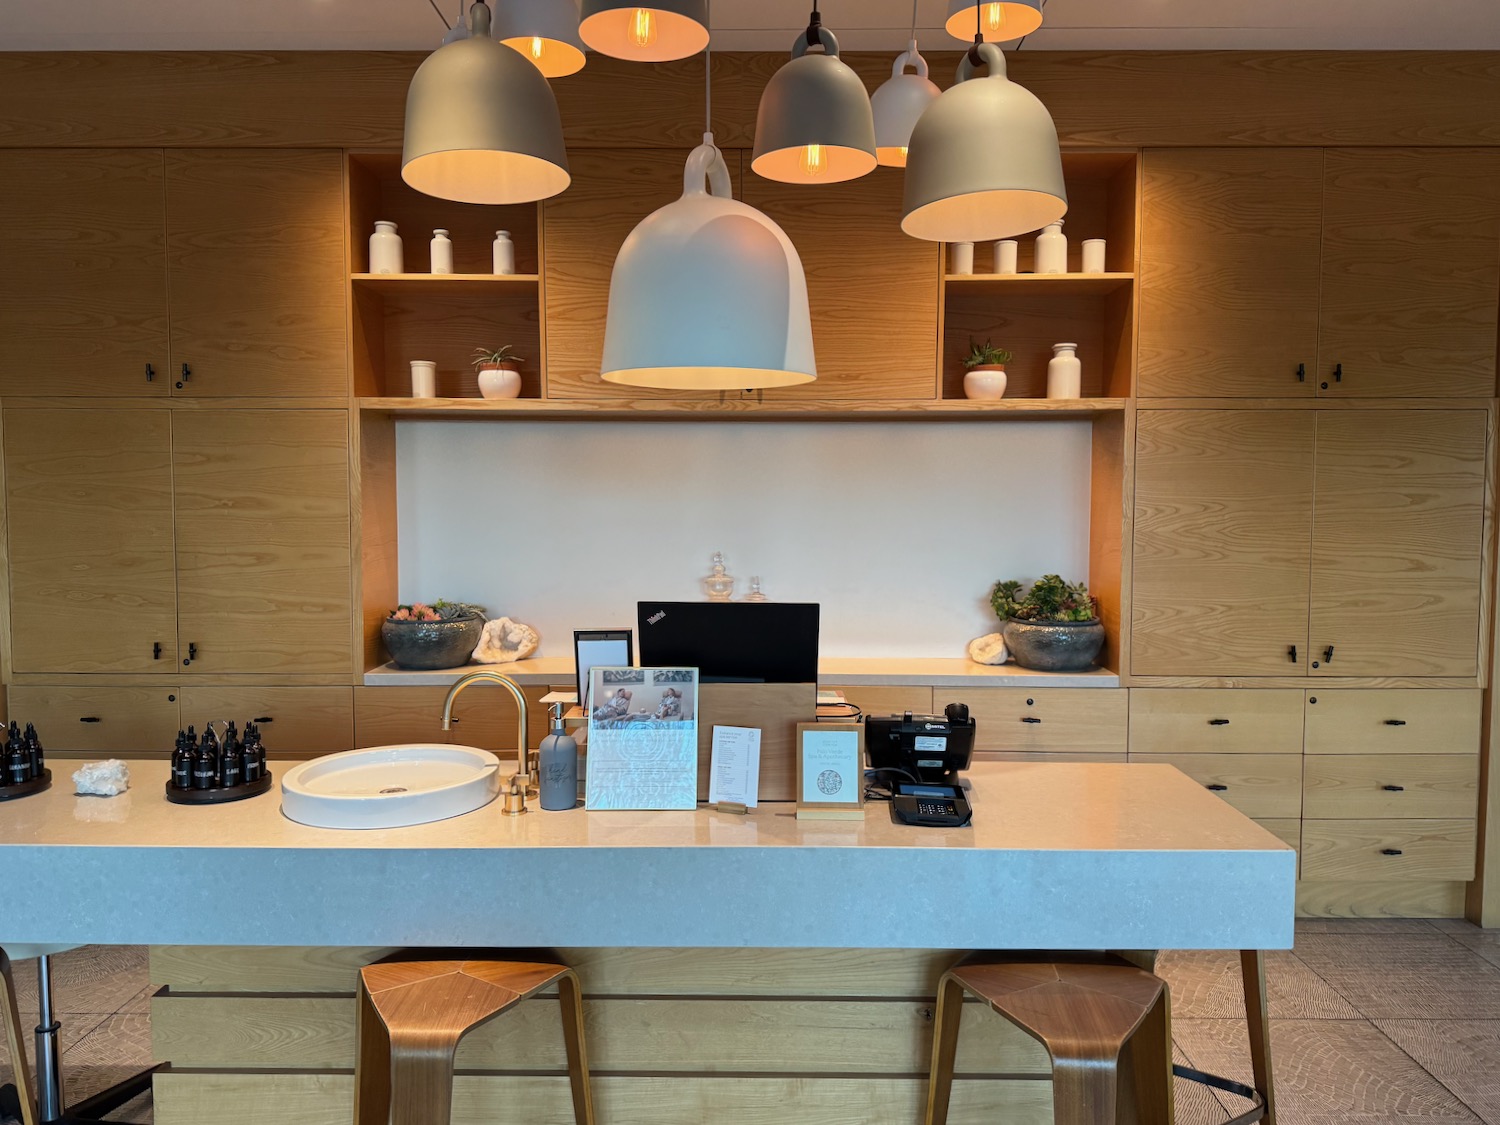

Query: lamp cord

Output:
[909, 0, 918, 41]
[704, 0, 712, 136]
[806, 6, 822, 47]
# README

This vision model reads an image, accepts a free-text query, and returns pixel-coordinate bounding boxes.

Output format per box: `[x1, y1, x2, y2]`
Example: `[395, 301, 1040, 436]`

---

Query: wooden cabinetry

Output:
[353, 685, 551, 751]
[6, 685, 181, 754]
[1303, 690, 1482, 755]
[946, 689, 1128, 756]
[176, 687, 355, 754]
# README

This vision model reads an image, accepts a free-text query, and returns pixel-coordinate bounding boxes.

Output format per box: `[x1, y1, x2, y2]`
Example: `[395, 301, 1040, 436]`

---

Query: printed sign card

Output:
[585, 667, 699, 811]
[795, 722, 865, 821]
[708, 725, 761, 809]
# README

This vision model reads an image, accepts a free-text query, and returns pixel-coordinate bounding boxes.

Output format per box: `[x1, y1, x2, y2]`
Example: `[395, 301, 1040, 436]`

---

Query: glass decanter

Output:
[703, 552, 735, 601]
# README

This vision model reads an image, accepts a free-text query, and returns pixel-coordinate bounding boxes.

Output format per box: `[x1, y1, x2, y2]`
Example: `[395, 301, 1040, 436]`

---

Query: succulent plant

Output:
[963, 339, 1013, 369]
[387, 600, 487, 622]
[471, 345, 522, 369]
[990, 575, 1099, 623]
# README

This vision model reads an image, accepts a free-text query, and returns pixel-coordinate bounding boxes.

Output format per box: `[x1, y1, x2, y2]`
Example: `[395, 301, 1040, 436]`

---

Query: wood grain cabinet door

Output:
[0, 150, 169, 396]
[1308, 410, 1487, 677]
[7, 686, 180, 754]
[3, 408, 178, 673]
[1131, 410, 1314, 676]
[172, 410, 352, 675]
[1137, 149, 1323, 398]
[1316, 149, 1500, 397]
[165, 150, 347, 397]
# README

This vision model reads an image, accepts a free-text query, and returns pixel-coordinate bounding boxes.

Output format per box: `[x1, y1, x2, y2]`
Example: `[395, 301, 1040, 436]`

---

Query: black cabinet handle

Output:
[1384, 719, 1407, 727]
[1323, 645, 1334, 664]
[1333, 362, 1343, 383]
[183, 642, 198, 666]
[1288, 645, 1297, 663]
[1381, 848, 1403, 856]
[79, 716, 101, 723]
[1208, 718, 1230, 726]
[176, 361, 191, 389]
[1020, 716, 1042, 724]
[1382, 784, 1405, 792]
[145, 363, 155, 382]
[1206, 783, 1229, 791]
[1296, 363, 1306, 382]
[153, 642, 162, 660]
[252, 716, 274, 724]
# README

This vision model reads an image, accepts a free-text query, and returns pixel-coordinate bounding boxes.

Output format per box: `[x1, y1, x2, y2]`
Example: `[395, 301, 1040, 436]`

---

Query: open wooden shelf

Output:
[944, 273, 1135, 296]
[351, 273, 540, 296]
[359, 397, 1127, 420]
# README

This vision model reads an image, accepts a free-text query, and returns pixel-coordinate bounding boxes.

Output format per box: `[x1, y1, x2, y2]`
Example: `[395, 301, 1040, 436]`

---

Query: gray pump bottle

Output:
[538, 701, 579, 811]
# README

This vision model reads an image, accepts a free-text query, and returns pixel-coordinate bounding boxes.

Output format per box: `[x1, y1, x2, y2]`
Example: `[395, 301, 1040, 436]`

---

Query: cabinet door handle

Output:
[1020, 716, 1042, 724]
[79, 716, 101, 723]
[1382, 784, 1405, 792]
[1323, 645, 1334, 664]
[145, 363, 156, 382]
[1288, 645, 1297, 663]
[252, 716, 274, 724]
[183, 642, 198, 666]
[153, 642, 162, 660]
[1208, 718, 1230, 726]
[1384, 719, 1407, 726]
[176, 362, 191, 389]
[1296, 363, 1306, 382]
[1333, 362, 1343, 383]
[1381, 848, 1403, 856]
[1206, 783, 1228, 791]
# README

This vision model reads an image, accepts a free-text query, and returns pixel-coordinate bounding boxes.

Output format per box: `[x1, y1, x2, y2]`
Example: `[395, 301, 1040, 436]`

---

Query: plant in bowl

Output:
[381, 599, 488, 670]
[472, 346, 523, 400]
[989, 575, 1104, 672]
[963, 339, 1012, 401]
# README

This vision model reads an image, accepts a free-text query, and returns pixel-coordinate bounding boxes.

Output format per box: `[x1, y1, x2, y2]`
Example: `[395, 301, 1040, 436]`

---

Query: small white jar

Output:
[369, 220, 402, 275]
[492, 230, 516, 275]
[1081, 239, 1107, 274]
[949, 241, 974, 275]
[409, 360, 437, 398]
[1035, 220, 1067, 274]
[993, 240, 1018, 275]
[430, 229, 453, 275]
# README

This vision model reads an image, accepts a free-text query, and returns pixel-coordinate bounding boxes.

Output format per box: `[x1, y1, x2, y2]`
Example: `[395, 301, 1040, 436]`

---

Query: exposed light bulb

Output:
[987, 2, 1007, 32]
[800, 144, 827, 178]
[899, 146, 908, 160]
[630, 7, 657, 48]
[530, 35, 545, 60]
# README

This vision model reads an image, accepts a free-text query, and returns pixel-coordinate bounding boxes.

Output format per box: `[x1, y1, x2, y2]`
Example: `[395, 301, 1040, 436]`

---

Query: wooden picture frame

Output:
[795, 722, 865, 821]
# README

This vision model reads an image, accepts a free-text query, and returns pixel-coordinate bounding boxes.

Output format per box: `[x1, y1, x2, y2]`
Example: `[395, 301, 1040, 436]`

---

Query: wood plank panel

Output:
[1309, 411, 1487, 677]
[1317, 149, 1500, 397]
[1301, 819, 1477, 882]
[1128, 689, 1304, 755]
[943, 688, 1128, 754]
[1303, 690, 1482, 756]
[7, 686, 179, 754]
[175, 687, 354, 755]
[1131, 410, 1314, 676]
[1130, 753, 1303, 819]
[823, 685, 934, 718]
[1303, 755, 1479, 820]
[697, 682, 815, 802]
[1296, 879, 1467, 919]
[1255, 818, 1301, 858]
[373, 289, 542, 399]
[3, 408, 178, 674]
[172, 410, 352, 675]
[0, 149, 168, 396]
[154, 1071, 1053, 1125]
[166, 149, 347, 396]
[1137, 148, 1322, 398]
[352, 684, 552, 751]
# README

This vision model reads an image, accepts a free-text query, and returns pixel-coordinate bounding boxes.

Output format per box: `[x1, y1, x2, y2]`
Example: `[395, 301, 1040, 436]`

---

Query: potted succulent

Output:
[472, 346, 523, 400]
[963, 339, 1012, 401]
[381, 600, 488, 670]
[990, 575, 1105, 672]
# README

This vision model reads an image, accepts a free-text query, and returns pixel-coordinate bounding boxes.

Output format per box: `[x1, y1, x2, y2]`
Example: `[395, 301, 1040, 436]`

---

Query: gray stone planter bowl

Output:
[381, 615, 484, 670]
[1002, 618, 1105, 673]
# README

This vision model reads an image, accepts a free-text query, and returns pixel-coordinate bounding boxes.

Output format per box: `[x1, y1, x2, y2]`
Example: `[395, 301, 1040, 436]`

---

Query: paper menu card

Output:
[708, 725, 761, 808]
[585, 667, 699, 811]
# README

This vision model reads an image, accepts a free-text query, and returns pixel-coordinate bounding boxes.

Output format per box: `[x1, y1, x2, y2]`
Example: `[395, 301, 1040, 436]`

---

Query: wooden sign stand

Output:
[795, 722, 865, 821]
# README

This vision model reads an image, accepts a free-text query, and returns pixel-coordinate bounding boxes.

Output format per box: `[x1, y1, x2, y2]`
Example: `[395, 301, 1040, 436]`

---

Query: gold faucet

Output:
[441, 671, 531, 816]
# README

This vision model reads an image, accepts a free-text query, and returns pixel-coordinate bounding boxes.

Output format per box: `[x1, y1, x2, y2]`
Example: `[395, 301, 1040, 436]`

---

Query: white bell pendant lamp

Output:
[579, 0, 710, 62]
[402, 1, 571, 204]
[600, 135, 817, 390]
[944, 0, 1044, 43]
[495, 0, 588, 78]
[871, 41, 939, 168]
[901, 41, 1066, 242]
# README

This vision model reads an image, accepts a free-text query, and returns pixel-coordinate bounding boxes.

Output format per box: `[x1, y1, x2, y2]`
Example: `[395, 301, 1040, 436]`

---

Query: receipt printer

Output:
[865, 704, 975, 784]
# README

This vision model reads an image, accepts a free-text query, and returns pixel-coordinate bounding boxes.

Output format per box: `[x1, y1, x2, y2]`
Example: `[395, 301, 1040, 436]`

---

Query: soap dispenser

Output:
[537, 702, 579, 811]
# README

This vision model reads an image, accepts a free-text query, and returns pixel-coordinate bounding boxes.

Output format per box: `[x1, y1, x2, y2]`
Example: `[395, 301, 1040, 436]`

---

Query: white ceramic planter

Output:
[964, 366, 1008, 400]
[477, 364, 523, 399]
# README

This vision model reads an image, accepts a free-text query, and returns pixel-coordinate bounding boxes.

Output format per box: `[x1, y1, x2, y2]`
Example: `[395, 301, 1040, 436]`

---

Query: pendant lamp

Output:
[403, 1, 571, 204]
[944, 0, 1044, 43]
[901, 41, 1066, 242]
[495, 0, 588, 78]
[579, 0, 709, 62]
[871, 41, 939, 168]
[752, 10, 876, 184]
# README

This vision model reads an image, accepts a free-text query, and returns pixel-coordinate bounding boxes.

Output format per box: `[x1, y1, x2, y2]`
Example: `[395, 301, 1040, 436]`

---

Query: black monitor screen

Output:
[636, 602, 819, 684]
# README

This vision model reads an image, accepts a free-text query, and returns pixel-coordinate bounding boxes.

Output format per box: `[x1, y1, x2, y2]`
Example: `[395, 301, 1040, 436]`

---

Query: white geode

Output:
[967, 633, 1009, 665]
[72, 759, 130, 797]
[472, 617, 540, 664]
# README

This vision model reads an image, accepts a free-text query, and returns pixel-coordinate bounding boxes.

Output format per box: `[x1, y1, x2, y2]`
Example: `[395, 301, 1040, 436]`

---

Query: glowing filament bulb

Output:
[630, 7, 657, 48]
[899, 146, 908, 160]
[800, 144, 827, 178]
[985, 2, 1003, 32]
[529, 35, 545, 59]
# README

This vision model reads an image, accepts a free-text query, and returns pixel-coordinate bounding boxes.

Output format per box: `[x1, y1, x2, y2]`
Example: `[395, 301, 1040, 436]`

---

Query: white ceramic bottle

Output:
[369, 220, 402, 275]
[1046, 343, 1082, 399]
[1035, 220, 1067, 274]
[993, 240, 1018, 275]
[430, 229, 454, 274]
[950, 241, 974, 275]
[492, 230, 516, 275]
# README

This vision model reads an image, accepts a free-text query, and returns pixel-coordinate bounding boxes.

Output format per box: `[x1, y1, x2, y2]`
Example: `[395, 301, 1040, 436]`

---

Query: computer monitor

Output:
[636, 602, 819, 684]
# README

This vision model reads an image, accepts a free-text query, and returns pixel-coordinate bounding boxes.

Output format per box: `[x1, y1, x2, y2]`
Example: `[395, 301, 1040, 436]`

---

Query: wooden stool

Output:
[1, 948, 39, 1125]
[926, 952, 1169, 1125]
[354, 954, 594, 1125]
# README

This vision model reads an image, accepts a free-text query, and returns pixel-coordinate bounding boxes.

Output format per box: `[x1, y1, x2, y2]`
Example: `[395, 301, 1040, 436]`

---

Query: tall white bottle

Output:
[1034, 220, 1067, 274]
[430, 229, 454, 274]
[369, 220, 403, 275]
[1046, 343, 1082, 399]
[492, 230, 516, 275]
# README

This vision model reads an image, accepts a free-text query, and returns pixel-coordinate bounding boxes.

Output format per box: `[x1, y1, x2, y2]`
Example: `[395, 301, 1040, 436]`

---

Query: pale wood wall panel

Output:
[1301, 818, 1477, 882]
[0, 149, 169, 396]
[1303, 755, 1479, 820]
[175, 686, 354, 754]
[1130, 753, 1303, 819]
[943, 688, 1128, 754]
[353, 685, 552, 750]
[1298, 878, 1467, 919]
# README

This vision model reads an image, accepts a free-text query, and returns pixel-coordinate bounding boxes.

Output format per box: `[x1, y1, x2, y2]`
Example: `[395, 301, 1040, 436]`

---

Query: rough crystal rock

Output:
[472, 617, 540, 664]
[967, 632, 1009, 665]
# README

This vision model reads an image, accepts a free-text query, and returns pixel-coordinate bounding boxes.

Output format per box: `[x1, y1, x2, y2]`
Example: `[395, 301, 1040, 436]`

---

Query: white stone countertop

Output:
[364, 657, 1120, 689]
[1, 761, 1290, 951]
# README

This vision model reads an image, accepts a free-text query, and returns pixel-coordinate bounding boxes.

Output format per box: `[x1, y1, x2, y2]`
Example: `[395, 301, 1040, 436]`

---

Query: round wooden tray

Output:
[165, 770, 274, 805]
[0, 768, 51, 802]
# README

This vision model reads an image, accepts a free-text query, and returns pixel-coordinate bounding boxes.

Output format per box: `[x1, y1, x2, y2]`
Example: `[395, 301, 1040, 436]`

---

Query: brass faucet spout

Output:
[440, 671, 531, 813]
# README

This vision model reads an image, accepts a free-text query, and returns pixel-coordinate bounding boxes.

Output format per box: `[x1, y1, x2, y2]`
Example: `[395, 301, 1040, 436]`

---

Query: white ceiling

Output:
[2, 0, 1499, 52]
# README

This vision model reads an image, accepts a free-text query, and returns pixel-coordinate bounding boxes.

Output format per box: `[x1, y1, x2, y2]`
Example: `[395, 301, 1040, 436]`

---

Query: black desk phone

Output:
[890, 782, 972, 828]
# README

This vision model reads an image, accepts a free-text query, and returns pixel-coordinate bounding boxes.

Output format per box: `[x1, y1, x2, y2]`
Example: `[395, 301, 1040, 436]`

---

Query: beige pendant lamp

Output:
[579, 0, 710, 62]
[752, 8, 876, 184]
[495, 0, 588, 77]
[871, 2, 939, 169]
[901, 40, 1066, 242]
[944, 0, 1044, 42]
[402, 1, 571, 205]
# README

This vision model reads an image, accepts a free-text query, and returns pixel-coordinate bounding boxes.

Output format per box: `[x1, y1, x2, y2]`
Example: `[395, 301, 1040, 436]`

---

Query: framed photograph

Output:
[795, 722, 865, 820]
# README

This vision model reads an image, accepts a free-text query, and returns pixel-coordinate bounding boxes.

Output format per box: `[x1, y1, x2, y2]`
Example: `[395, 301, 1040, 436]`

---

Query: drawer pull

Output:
[1206, 783, 1229, 792]
[1382, 784, 1405, 792]
[153, 642, 162, 660]
[1020, 716, 1042, 724]
[1288, 645, 1297, 663]
[1207, 718, 1230, 726]
[79, 716, 101, 724]
[1384, 719, 1407, 727]
[1323, 644, 1335, 664]
[1381, 848, 1403, 856]
[252, 716, 274, 724]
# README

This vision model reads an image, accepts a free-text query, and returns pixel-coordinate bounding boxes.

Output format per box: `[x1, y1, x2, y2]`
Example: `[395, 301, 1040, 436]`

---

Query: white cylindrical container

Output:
[430, 229, 453, 275]
[1046, 343, 1082, 399]
[950, 241, 974, 275]
[1081, 239, 1107, 274]
[409, 360, 437, 398]
[369, 220, 402, 275]
[492, 230, 516, 275]
[1035, 221, 1067, 274]
[993, 240, 1018, 275]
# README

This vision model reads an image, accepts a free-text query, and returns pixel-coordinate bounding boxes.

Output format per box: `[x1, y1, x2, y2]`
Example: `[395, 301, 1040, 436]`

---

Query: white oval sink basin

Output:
[281, 744, 502, 829]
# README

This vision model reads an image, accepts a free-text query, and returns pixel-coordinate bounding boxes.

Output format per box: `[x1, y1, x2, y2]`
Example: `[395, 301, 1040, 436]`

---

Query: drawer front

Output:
[1129, 689, 1303, 754]
[176, 687, 354, 755]
[1131, 753, 1302, 818]
[7, 685, 180, 754]
[946, 689, 1128, 754]
[823, 685, 933, 720]
[1303, 754, 1478, 819]
[1255, 818, 1301, 859]
[1304, 690, 1481, 755]
[1301, 819, 1476, 882]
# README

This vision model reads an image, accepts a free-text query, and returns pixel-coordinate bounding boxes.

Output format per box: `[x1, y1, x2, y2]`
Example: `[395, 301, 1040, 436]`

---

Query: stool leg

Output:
[556, 970, 595, 1125]
[1240, 950, 1277, 1125]
[386, 1029, 461, 1125]
[353, 979, 392, 1125]
[0, 951, 39, 1125]
[1118, 986, 1173, 1125]
[924, 973, 966, 1125]
[1053, 1049, 1121, 1125]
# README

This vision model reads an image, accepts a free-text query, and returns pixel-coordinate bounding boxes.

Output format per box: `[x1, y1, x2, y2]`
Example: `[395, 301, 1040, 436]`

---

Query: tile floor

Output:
[4, 923, 1500, 1123]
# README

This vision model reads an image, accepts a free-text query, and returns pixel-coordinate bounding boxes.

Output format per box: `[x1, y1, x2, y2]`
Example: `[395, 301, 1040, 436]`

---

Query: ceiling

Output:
[2, 0, 1498, 52]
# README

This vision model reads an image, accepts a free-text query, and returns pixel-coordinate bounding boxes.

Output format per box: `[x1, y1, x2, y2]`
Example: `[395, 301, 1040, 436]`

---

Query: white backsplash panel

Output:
[396, 419, 1093, 659]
